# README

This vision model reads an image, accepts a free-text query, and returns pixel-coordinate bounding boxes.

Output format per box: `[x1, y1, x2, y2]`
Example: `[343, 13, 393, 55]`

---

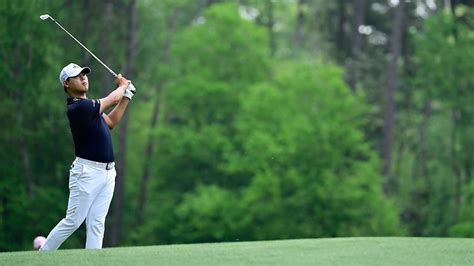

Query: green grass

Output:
[1, 237, 473, 265]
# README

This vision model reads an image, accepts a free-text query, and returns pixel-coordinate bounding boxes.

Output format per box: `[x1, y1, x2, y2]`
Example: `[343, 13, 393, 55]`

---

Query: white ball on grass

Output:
[33, 236, 46, 250]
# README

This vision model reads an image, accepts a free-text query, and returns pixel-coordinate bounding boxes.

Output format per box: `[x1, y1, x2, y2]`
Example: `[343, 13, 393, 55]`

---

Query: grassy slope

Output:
[1, 237, 473, 265]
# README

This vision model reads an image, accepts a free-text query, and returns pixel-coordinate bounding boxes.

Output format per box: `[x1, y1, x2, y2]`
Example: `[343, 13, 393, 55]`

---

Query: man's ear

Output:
[63, 80, 70, 93]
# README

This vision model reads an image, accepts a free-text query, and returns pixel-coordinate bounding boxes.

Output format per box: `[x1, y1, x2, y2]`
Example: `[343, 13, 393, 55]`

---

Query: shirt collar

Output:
[67, 97, 83, 104]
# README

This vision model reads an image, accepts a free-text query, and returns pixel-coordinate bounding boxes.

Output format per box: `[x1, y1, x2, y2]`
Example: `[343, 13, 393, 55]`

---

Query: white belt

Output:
[75, 157, 115, 170]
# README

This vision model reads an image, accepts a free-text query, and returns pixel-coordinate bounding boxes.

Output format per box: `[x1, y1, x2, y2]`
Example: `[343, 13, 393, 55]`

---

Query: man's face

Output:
[64, 72, 89, 94]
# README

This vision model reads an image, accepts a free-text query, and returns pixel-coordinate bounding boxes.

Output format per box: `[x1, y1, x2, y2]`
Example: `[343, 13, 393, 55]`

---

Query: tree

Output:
[173, 60, 402, 241]
[383, 0, 406, 193]
[399, 5, 474, 236]
[0, 0, 72, 251]
[136, 0, 215, 228]
[234, 60, 401, 239]
[108, 0, 137, 247]
[130, 2, 270, 244]
[346, 0, 367, 92]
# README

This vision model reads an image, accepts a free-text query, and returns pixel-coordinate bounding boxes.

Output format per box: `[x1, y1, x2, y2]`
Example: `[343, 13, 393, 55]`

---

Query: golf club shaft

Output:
[50, 17, 118, 78]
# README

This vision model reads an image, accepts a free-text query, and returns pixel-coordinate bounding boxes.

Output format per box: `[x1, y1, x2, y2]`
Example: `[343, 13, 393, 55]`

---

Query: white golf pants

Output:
[40, 157, 116, 250]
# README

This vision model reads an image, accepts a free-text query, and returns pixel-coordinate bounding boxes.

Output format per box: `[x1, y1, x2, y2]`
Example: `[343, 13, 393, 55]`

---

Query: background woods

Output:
[1, 0, 474, 251]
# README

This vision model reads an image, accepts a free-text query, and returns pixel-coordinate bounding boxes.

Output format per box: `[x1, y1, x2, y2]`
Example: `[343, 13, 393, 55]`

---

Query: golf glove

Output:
[123, 83, 136, 100]
[127, 82, 137, 94]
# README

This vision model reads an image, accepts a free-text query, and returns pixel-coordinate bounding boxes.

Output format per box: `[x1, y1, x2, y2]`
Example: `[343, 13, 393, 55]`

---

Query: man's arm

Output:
[99, 74, 129, 114]
[102, 97, 130, 129]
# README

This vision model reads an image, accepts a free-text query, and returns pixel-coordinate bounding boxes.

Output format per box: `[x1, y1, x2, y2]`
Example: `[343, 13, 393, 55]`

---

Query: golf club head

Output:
[40, 14, 51, 21]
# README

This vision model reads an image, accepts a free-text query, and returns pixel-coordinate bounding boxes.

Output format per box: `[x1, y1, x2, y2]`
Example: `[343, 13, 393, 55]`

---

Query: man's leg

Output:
[85, 168, 116, 249]
[41, 163, 97, 251]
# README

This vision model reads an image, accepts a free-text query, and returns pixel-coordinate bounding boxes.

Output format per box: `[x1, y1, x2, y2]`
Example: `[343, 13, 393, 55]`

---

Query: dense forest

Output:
[1, 0, 474, 251]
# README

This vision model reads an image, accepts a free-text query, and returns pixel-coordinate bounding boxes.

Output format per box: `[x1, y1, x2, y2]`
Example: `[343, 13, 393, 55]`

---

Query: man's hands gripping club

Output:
[116, 74, 137, 101]
[100, 74, 128, 113]
[110, 73, 137, 102]
[123, 82, 136, 100]
[100, 74, 136, 129]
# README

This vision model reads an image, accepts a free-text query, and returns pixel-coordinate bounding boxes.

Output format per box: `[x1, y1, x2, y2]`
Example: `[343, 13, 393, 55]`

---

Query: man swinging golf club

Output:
[39, 63, 135, 250]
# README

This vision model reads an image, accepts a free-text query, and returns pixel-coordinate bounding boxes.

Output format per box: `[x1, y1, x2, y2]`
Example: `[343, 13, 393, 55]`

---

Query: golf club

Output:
[40, 14, 118, 78]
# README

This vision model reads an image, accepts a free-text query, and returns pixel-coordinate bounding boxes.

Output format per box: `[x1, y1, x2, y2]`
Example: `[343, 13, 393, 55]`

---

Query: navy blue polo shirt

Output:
[67, 97, 114, 163]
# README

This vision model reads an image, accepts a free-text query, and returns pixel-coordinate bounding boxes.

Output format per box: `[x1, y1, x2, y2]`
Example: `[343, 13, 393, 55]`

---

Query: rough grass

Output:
[1, 237, 473, 265]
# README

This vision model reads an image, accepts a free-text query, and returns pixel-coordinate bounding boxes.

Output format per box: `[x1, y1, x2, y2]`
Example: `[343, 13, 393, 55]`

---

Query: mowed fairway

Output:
[1, 237, 473, 265]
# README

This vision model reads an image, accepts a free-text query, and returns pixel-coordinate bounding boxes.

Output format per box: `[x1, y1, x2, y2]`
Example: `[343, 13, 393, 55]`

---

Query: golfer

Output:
[40, 63, 135, 250]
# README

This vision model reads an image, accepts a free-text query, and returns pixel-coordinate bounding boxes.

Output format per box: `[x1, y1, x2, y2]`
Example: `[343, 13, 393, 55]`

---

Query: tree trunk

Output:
[135, 1, 212, 226]
[102, 0, 115, 248]
[383, 0, 405, 194]
[136, 9, 178, 226]
[346, 0, 366, 92]
[451, 110, 462, 220]
[336, 0, 346, 60]
[102, 0, 115, 96]
[294, 0, 306, 49]
[265, 0, 276, 56]
[13, 43, 34, 198]
[81, 0, 92, 65]
[110, 0, 136, 247]
[21, 141, 33, 197]
[450, 0, 465, 220]
[18, 112, 34, 198]
[419, 101, 432, 184]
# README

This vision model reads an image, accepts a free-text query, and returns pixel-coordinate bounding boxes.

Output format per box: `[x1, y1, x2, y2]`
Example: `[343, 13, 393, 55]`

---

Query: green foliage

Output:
[6, 0, 474, 252]
[227, 60, 400, 239]
[168, 2, 269, 86]
[397, 7, 474, 237]
[153, 1, 270, 189]
[136, 3, 401, 245]
[415, 11, 474, 106]
[0, 0, 75, 251]
[172, 185, 241, 242]
[128, 2, 271, 245]
[450, 181, 474, 237]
